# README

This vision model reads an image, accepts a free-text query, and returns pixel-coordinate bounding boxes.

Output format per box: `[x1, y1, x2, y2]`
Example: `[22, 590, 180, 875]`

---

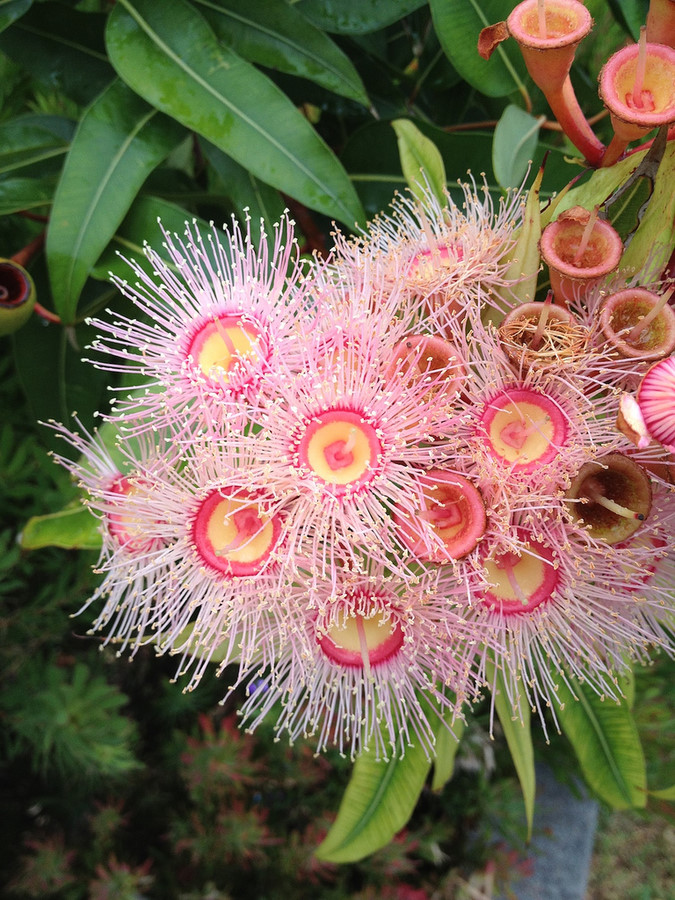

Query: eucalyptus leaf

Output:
[46, 79, 184, 323]
[486, 660, 535, 837]
[0, 0, 32, 37]
[20, 503, 102, 551]
[0, 114, 73, 178]
[90, 195, 215, 283]
[106, 0, 365, 228]
[0, 176, 55, 215]
[316, 738, 432, 862]
[0, 2, 113, 104]
[297, 0, 427, 34]
[429, 0, 528, 98]
[492, 105, 545, 191]
[201, 141, 286, 244]
[392, 118, 446, 205]
[195, 0, 370, 106]
[431, 714, 466, 792]
[556, 675, 647, 809]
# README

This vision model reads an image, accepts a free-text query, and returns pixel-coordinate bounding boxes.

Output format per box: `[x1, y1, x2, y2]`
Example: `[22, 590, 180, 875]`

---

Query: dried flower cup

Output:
[646, 0, 675, 47]
[539, 207, 623, 306]
[505, 0, 604, 165]
[599, 36, 675, 165]
[498, 299, 588, 368]
[599, 287, 675, 359]
[565, 452, 652, 543]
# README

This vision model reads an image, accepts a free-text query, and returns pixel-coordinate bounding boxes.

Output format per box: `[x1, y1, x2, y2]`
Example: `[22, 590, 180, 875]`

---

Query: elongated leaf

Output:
[297, 0, 427, 34]
[20, 504, 102, 551]
[0, 176, 55, 215]
[493, 105, 545, 191]
[556, 675, 647, 809]
[0, 114, 73, 178]
[201, 141, 286, 245]
[195, 0, 369, 106]
[0, 0, 32, 35]
[46, 79, 184, 323]
[106, 0, 365, 228]
[486, 660, 535, 837]
[429, 0, 527, 98]
[0, 3, 113, 103]
[392, 118, 446, 205]
[90, 195, 215, 282]
[316, 740, 431, 862]
[649, 784, 675, 801]
[431, 715, 466, 792]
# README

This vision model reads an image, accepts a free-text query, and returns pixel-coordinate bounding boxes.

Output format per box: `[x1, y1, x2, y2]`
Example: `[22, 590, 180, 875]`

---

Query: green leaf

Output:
[105, 0, 365, 228]
[0, 0, 32, 36]
[20, 503, 102, 551]
[429, 0, 527, 98]
[486, 660, 535, 837]
[0, 176, 56, 216]
[0, 2, 114, 104]
[90, 195, 215, 283]
[46, 79, 184, 323]
[649, 784, 675, 801]
[297, 0, 427, 34]
[607, 0, 649, 40]
[492, 105, 545, 191]
[431, 714, 466, 792]
[556, 675, 647, 809]
[0, 114, 73, 178]
[201, 141, 286, 245]
[316, 740, 431, 862]
[195, 0, 369, 106]
[391, 118, 446, 205]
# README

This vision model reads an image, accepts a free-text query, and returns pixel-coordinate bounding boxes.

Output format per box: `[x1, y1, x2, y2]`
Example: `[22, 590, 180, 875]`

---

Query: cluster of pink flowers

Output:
[51, 178, 675, 759]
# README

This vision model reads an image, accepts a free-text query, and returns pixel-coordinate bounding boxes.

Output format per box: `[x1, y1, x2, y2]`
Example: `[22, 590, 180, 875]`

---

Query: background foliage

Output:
[2, 0, 673, 896]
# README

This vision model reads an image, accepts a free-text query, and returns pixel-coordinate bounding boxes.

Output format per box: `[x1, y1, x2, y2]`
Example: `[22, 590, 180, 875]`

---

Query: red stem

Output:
[546, 76, 606, 167]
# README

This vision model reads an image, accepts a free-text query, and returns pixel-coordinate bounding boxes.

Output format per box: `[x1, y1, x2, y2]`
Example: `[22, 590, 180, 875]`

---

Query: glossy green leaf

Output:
[0, 3, 113, 104]
[201, 141, 286, 246]
[46, 79, 184, 323]
[195, 0, 369, 106]
[392, 118, 446, 205]
[106, 0, 365, 229]
[316, 739, 431, 862]
[556, 676, 647, 809]
[487, 660, 535, 837]
[297, 0, 427, 34]
[492, 105, 545, 191]
[431, 714, 466, 792]
[607, 0, 648, 40]
[0, 176, 55, 215]
[90, 195, 215, 282]
[0, 0, 32, 35]
[0, 114, 73, 178]
[429, 0, 528, 98]
[20, 503, 102, 551]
